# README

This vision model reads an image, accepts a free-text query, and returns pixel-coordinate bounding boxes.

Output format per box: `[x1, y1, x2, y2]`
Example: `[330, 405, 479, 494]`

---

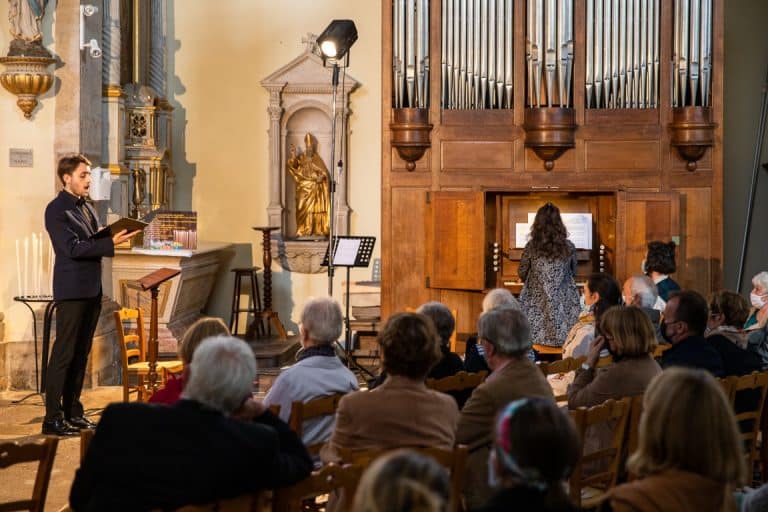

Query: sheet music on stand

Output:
[322, 236, 376, 268]
[322, 236, 377, 379]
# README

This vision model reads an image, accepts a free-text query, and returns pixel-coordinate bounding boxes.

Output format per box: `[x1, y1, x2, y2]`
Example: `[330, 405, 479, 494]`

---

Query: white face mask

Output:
[751, 292, 767, 309]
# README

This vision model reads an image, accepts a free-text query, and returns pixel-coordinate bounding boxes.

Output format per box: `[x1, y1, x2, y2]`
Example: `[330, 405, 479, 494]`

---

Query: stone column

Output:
[102, 0, 129, 217]
[267, 88, 285, 228]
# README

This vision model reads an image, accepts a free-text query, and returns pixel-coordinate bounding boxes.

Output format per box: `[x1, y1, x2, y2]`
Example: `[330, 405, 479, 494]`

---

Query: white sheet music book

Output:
[520, 212, 593, 249]
[333, 238, 362, 266]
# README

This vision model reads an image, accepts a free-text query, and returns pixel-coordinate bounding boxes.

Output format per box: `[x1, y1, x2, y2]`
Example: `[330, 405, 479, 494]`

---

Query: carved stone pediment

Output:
[260, 35, 360, 274]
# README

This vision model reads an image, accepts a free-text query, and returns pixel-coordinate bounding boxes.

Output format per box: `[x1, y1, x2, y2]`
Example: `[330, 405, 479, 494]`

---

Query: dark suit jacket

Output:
[70, 400, 312, 512]
[44, 191, 114, 300]
[661, 335, 725, 377]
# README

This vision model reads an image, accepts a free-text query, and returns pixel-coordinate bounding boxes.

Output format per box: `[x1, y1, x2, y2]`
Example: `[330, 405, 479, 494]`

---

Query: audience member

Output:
[478, 397, 580, 512]
[660, 291, 725, 377]
[464, 288, 520, 374]
[562, 273, 622, 358]
[706, 291, 763, 376]
[605, 368, 745, 512]
[744, 270, 768, 330]
[519, 203, 581, 347]
[70, 336, 312, 511]
[321, 313, 459, 463]
[372, 302, 466, 406]
[567, 306, 661, 409]
[456, 308, 555, 510]
[622, 274, 664, 343]
[351, 449, 450, 512]
[644, 240, 680, 302]
[149, 316, 230, 405]
[264, 297, 358, 449]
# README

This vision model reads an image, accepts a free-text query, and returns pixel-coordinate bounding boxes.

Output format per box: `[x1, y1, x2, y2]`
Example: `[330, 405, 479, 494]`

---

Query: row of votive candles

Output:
[15, 233, 54, 298]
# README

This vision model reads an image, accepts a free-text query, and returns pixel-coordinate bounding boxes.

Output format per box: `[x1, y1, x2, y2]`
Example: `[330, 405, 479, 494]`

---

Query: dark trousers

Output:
[45, 296, 102, 421]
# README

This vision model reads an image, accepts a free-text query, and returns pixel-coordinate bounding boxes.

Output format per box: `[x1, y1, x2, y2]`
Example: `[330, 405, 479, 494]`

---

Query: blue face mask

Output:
[579, 294, 589, 313]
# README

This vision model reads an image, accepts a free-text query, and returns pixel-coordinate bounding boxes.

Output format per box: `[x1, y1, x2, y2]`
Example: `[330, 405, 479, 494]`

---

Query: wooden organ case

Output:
[381, 0, 723, 335]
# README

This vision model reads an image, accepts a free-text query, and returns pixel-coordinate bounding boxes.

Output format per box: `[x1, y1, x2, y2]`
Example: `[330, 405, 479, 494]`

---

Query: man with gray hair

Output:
[70, 336, 312, 511]
[465, 287, 523, 373]
[622, 274, 664, 343]
[456, 308, 555, 509]
[265, 297, 358, 451]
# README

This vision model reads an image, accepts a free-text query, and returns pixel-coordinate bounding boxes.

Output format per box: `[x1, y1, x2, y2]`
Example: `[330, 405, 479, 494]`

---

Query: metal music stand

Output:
[11, 295, 56, 405]
[322, 236, 376, 377]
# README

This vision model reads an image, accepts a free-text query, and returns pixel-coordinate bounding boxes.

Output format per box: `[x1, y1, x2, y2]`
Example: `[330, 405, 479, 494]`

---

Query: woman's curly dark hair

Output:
[528, 203, 572, 259]
[646, 241, 677, 275]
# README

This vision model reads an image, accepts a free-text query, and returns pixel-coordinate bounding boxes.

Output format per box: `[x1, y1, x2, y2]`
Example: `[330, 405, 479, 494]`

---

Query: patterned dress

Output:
[519, 240, 581, 347]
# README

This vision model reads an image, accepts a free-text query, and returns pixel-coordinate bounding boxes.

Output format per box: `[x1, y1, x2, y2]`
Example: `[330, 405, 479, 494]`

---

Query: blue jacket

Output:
[44, 191, 114, 300]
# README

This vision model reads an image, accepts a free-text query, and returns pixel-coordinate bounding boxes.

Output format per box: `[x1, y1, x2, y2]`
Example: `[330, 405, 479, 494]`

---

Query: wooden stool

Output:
[229, 266, 264, 337]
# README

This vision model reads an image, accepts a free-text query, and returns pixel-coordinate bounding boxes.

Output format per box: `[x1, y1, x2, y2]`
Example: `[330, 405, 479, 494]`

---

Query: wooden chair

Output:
[268, 404, 281, 416]
[651, 343, 673, 359]
[532, 343, 563, 361]
[569, 397, 632, 509]
[538, 357, 585, 401]
[426, 370, 488, 393]
[272, 463, 361, 512]
[338, 445, 468, 512]
[114, 307, 184, 402]
[622, 394, 645, 481]
[80, 428, 95, 463]
[0, 437, 59, 512]
[287, 393, 346, 455]
[724, 371, 768, 484]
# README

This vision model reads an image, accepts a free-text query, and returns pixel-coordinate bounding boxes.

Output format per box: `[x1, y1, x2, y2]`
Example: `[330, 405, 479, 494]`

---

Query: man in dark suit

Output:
[43, 154, 138, 436]
[69, 336, 312, 512]
[660, 290, 725, 377]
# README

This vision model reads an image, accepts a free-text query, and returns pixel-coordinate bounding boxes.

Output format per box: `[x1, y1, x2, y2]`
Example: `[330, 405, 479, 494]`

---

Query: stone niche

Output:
[261, 36, 359, 274]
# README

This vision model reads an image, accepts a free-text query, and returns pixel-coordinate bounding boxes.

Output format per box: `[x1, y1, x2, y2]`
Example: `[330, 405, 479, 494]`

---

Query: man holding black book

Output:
[43, 154, 140, 436]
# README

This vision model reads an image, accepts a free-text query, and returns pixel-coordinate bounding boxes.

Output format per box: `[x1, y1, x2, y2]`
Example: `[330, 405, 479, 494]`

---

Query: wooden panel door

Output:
[616, 191, 681, 284]
[425, 191, 486, 291]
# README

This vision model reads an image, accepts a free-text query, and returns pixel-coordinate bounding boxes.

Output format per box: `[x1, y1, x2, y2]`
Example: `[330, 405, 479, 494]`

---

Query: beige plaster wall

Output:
[0, 6, 57, 342]
[168, 1, 382, 330]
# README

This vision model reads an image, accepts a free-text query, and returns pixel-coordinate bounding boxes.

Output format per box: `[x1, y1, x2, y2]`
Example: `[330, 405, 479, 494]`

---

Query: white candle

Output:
[38, 233, 43, 297]
[48, 240, 54, 296]
[15, 239, 22, 297]
[23, 236, 29, 297]
[32, 233, 38, 297]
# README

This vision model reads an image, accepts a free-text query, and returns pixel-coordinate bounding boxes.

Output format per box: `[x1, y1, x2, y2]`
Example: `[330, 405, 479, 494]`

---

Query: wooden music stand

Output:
[249, 226, 288, 340]
[138, 267, 181, 395]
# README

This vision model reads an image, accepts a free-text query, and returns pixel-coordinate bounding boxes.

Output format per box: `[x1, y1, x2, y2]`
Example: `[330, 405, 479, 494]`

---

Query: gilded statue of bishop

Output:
[287, 133, 330, 237]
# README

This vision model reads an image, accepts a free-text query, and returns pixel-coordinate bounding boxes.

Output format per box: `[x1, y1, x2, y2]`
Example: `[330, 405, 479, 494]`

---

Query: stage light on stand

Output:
[317, 19, 358, 65]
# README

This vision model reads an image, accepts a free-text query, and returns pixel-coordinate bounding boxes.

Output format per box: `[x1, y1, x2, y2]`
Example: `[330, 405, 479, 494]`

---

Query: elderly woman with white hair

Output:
[465, 288, 522, 374]
[746, 272, 768, 368]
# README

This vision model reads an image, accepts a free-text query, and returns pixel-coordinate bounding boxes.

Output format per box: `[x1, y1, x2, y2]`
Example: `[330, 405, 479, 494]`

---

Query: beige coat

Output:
[456, 358, 555, 510]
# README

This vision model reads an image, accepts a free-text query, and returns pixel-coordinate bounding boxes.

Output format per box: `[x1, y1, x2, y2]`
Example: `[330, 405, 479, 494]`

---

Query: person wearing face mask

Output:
[744, 271, 768, 331]
[477, 397, 580, 512]
[622, 274, 665, 344]
[561, 273, 622, 359]
[456, 308, 555, 510]
[745, 272, 768, 368]
[659, 291, 725, 377]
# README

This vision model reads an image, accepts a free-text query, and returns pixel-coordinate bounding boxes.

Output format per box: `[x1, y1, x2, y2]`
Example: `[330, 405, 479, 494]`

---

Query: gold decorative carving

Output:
[0, 55, 55, 119]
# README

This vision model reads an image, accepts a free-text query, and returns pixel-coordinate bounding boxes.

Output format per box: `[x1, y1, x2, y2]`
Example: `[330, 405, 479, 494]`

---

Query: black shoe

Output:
[67, 416, 97, 430]
[42, 417, 79, 436]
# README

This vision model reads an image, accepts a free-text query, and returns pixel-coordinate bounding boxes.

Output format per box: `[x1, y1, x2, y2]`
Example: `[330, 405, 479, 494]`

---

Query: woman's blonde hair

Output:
[351, 449, 450, 512]
[599, 306, 657, 358]
[178, 317, 230, 364]
[628, 368, 745, 487]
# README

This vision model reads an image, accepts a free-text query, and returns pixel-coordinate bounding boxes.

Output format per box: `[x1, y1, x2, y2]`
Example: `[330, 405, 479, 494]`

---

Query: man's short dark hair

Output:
[378, 312, 441, 379]
[669, 290, 708, 336]
[57, 154, 91, 185]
